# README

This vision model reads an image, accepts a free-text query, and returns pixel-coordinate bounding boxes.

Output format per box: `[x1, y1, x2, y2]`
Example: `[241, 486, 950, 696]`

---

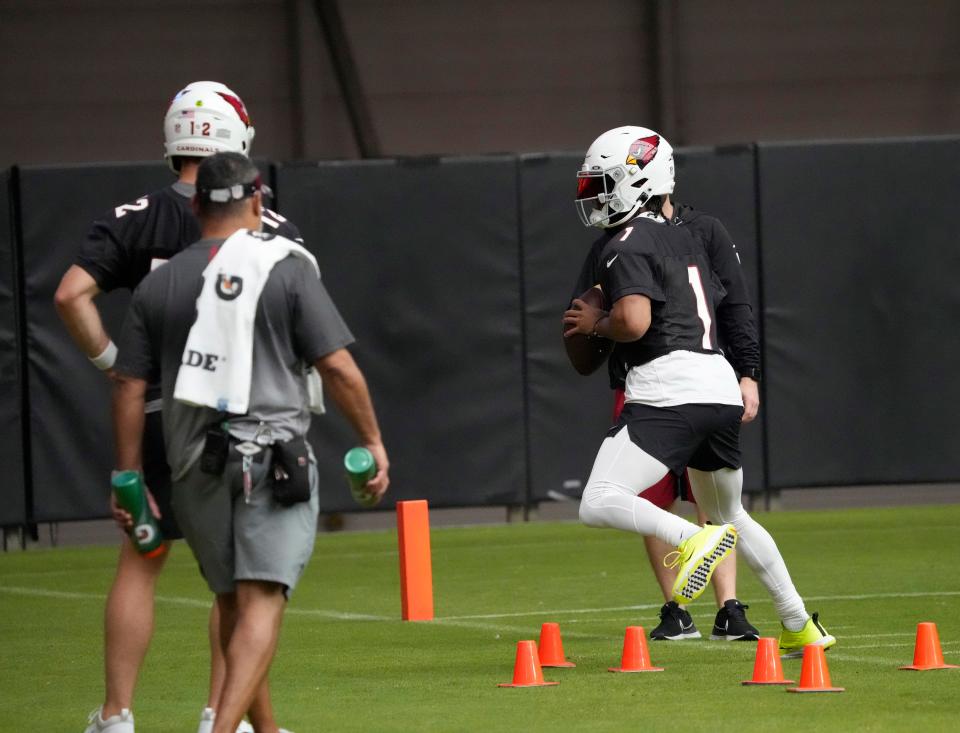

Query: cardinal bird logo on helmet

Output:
[625, 135, 660, 168]
[216, 92, 251, 127]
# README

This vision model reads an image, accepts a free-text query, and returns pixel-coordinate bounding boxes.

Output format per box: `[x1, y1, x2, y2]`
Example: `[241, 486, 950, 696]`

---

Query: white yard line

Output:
[840, 641, 959, 650]
[826, 646, 959, 667]
[285, 607, 391, 621]
[436, 602, 665, 620]
[0, 584, 213, 609]
[825, 653, 905, 666]
[804, 590, 960, 603]
[435, 590, 960, 621]
[827, 632, 915, 639]
[0, 584, 394, 621]
[3, 585, 959, 634]
[0, 586, 110, 602]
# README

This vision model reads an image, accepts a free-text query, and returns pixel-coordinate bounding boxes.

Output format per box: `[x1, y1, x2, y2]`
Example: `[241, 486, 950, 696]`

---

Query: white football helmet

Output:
[575, 126, 675, 228]
[163, 81, 256, 172]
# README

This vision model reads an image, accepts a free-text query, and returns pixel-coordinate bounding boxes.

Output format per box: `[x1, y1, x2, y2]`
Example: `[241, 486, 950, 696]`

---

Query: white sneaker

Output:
[197, 707, 216, 733]
[235, 718, 293, 732]
[200, 709, 292, 733]
[236, 721, 294, 732]
[237, 722, 293, 733]
[84, 707, 134, 733]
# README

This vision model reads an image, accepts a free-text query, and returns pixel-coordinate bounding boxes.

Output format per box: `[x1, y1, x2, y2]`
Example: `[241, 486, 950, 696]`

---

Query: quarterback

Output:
[564, 126, 835, 658]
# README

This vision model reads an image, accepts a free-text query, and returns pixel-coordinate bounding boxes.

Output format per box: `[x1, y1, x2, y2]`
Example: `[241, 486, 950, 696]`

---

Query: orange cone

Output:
[608, 626, 664, 673]
[742, 637, 795, 685]
[538, 622, 576, 668]
[786, 645, 844, 693]
[899, 622, 960, 671]
[498, 640, 559, 687]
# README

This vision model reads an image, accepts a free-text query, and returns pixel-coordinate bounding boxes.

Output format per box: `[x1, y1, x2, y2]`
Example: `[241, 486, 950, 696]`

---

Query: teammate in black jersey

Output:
[564, 126, 835, 658]
[567, 135, 759, 642]
[55, 81, 297, 733]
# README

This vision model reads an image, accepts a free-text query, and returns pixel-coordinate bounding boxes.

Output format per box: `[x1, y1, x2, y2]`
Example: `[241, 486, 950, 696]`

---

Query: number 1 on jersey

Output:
[686, 265, 713, 349]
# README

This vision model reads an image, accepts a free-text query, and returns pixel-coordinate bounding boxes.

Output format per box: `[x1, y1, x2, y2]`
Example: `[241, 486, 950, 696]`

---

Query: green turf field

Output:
[2, 504, 959, 732]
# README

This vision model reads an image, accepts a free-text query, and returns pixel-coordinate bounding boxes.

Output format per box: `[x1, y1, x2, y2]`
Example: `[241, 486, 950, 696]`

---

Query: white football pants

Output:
[580, 426, 809, 630]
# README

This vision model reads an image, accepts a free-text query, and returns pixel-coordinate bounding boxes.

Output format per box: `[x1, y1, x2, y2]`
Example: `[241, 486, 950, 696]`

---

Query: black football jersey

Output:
[673, 205, 759, 375]
[569, 206, 760, 389]
[76, 181, 303, 293]
[597, 214, 725, 369]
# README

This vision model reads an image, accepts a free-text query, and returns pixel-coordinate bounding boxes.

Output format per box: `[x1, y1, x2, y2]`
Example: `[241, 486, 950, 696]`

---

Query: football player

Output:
[55, 82, 297, 733]
[564, 126, 835, 658]
[566, 126, 760, 643]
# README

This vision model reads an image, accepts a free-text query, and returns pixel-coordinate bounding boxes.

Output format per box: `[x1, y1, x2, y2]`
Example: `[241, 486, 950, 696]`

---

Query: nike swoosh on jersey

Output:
[606, 253, 619, 268]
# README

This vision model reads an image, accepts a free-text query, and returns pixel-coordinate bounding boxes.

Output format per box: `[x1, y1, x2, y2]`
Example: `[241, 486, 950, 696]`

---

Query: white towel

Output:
[174, 229, 321, 414]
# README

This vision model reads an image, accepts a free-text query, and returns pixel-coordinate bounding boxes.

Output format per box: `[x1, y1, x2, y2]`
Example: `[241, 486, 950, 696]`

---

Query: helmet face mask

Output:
[575, 166, 629, 227]
[163, 81, 256, 172]
[575, 126, 675, 228]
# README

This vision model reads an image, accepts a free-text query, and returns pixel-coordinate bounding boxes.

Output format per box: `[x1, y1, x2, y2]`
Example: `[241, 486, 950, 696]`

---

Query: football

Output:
[563, 286, 612, 375]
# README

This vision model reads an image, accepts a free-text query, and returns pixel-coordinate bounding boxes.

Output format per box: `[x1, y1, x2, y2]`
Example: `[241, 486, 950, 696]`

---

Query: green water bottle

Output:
[111, 470, 166, 557]
[344, 447, 378, 507]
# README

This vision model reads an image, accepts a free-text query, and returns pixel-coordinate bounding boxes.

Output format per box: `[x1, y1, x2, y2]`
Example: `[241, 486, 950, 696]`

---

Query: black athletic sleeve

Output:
[705, 218, 751, 307]
[706, 218, 760, 374]
[718, 303, 760, 374]
[76, 215, 134, 292]
[603, 246, 666, 304]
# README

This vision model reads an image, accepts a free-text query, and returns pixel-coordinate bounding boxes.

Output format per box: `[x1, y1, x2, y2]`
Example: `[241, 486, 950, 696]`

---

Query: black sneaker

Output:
[710, 599, 760, 641]
[650, 601, 702, 640]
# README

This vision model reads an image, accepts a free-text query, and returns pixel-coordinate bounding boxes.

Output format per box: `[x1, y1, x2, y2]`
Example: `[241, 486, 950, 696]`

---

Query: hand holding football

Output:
[562, 286, 612, 375]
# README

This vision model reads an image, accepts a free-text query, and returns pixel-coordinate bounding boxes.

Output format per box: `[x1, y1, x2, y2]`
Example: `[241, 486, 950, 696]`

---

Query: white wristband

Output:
[89, 340, 118, 371]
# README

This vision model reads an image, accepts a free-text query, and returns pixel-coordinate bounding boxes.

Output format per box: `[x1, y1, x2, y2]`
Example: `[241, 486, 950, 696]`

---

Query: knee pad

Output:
[578, 485, 605, 526]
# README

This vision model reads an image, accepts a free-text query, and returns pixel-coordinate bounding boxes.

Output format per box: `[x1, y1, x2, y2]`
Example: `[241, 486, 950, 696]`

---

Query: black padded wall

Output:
[758, 138, 960, 487]
[520, 147, 766, 502]
[19, 163, 173, 522]
[7, 141, 959, 525]
[276, 157, 526, 512]
[0, 168, 27, 526]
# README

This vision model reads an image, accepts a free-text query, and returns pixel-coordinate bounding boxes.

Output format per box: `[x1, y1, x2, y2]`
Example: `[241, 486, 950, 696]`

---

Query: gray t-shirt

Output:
[116, 234, 354, 478]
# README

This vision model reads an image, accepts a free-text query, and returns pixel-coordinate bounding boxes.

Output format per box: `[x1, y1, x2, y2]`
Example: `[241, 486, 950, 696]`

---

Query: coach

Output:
[112, 152, 389, 733]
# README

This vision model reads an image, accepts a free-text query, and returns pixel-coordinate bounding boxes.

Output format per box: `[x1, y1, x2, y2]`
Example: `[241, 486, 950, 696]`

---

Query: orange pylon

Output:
[538, 622, 575, 668]
[899, 622, 960, 671]
[742, 637, 795, 685]
[786, 645, 844, 693]
[396, 500, 433, 621]
[498, 640, 559, 687]
[608, 626, 664, 673]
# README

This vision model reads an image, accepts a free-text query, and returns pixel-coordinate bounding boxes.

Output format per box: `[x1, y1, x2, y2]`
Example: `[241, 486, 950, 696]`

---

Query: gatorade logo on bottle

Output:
[135, 524, 157, 544]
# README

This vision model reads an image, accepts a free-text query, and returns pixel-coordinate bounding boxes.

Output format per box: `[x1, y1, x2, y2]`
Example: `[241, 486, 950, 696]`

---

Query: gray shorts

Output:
[172, 446, 320, 598]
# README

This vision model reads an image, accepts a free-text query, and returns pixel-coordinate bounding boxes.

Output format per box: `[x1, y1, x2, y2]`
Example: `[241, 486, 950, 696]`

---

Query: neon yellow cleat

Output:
[778, 612, 836, 658]
[667, 523, 738, 605]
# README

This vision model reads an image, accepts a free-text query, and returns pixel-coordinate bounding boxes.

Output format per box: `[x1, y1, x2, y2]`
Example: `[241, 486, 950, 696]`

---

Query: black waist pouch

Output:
[270, 436, 312, 506]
